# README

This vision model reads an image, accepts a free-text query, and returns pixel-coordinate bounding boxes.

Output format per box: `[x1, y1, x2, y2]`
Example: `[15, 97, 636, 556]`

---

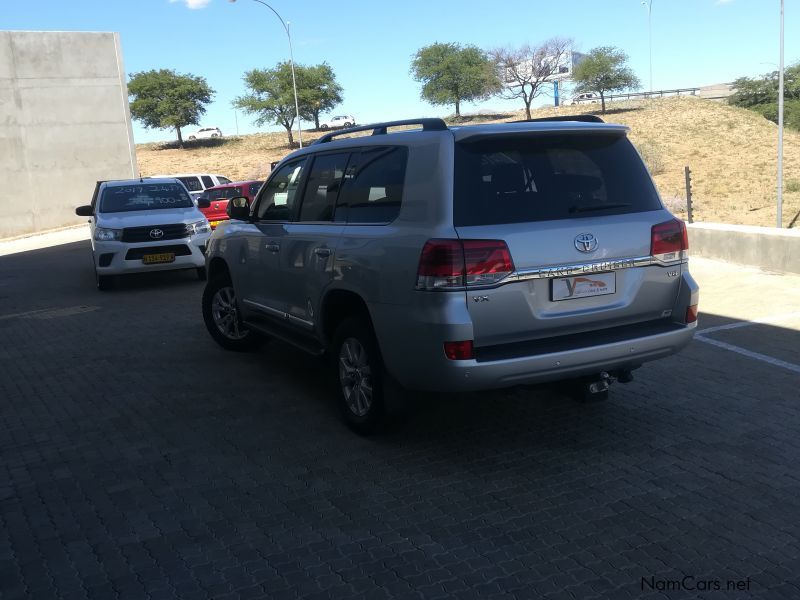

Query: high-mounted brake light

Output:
[650, 219, 688, 262]
[416, 239, 514, 290]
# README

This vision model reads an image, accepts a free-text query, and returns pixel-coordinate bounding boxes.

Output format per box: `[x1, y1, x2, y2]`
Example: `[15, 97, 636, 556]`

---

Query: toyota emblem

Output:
[149, 228, 164, 239]
[574, 233, 598, 253]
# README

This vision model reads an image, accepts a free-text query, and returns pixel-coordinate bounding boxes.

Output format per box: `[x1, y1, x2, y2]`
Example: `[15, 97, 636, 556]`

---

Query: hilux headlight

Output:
[94, 227, 122, 241]
[188, 220, 210, 235]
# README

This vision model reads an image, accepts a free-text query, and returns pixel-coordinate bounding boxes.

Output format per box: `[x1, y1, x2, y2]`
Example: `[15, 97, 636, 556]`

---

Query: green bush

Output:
[786, 179, 800, 193]
[750, 99, 800, 131]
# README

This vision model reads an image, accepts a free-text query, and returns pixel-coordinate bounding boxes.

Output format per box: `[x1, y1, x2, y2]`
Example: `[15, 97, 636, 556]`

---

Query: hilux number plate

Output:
[552, 272, 616, 301]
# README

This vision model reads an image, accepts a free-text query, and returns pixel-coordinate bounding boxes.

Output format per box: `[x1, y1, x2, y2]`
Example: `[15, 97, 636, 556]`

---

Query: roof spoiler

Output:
[512, 114, 605, 124]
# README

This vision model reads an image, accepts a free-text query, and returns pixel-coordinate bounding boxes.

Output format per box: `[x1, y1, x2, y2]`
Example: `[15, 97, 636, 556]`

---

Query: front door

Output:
[240, 158, 308, 322]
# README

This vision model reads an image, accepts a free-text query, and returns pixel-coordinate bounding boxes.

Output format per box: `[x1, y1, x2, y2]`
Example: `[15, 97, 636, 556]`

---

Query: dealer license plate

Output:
[142, 253, 175, 265]
[552, 272, 616, 301]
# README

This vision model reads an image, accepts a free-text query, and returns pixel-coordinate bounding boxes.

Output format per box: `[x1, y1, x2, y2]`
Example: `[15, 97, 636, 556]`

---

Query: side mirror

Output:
[75, 205, 93, 217]
[227, 196, 251, 221]
[197, 198, 210, 209]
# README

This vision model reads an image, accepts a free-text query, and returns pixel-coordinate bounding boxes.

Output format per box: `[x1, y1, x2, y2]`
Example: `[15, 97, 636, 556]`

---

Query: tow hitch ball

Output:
[586, 369, 634, 395]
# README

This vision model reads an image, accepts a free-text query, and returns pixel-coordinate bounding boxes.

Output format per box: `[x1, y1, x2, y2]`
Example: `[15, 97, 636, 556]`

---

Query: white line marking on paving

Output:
[695, 334, 800, 375]
[699, 311, 800, 335]
[0, 306, 99, 322]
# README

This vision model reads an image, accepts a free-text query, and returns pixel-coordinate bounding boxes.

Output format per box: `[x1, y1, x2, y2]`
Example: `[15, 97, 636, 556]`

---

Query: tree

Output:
[128, 69, 214, 147]
[234, 62, 301, 147]
[296, 63, 344, 130]
[729, 64, 800, 108]
[491, 38, 572, 120]
[411, 43, 500, 118]
[571, 46, 640, 114]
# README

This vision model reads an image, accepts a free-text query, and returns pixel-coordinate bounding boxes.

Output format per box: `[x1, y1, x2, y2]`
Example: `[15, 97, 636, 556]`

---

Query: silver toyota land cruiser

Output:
[201, 117, 699, 433]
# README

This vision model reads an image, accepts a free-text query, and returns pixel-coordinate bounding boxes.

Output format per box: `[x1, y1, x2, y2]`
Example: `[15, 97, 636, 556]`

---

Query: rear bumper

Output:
[370, 270, 699, 392]
[377, 314, 695, 392]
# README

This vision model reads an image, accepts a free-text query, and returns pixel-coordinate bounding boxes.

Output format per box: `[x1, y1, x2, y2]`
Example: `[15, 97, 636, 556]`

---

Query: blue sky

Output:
[5, 0, 796, 143]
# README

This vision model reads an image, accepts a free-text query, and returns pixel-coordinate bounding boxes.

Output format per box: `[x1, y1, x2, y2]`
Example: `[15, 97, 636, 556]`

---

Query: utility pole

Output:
[777, 0, 785, 227]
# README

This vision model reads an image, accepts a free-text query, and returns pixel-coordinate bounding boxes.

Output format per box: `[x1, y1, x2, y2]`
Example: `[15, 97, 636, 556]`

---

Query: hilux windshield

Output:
[100, 183, 194, 213]
[454, 133, 662, 226]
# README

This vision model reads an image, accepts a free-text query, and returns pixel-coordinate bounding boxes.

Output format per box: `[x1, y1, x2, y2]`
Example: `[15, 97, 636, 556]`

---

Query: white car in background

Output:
[188, 127, 223, 140]
[75, 178, 211, 290]
[149, 173, 232, 198]
[569, 93, 600, 105]
[318, 115, 356, 130]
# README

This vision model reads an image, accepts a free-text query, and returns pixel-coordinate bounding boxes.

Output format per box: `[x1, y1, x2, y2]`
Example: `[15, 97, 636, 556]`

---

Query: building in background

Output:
[0, 31, 137, 239]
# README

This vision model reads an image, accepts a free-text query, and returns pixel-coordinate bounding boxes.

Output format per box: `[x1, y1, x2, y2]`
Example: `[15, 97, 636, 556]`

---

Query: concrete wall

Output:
[687, 222, 800, 275]
[0, 31, 137, 239]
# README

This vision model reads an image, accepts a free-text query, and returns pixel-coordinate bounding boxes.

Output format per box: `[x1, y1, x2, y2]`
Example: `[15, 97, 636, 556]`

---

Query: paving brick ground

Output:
[1, 242, 799, 599]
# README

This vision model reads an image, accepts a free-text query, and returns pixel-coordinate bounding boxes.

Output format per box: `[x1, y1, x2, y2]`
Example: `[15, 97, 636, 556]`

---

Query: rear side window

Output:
[201, 176, 214, 188]
[453, 134, 661, 226]
[255, 159, 307, 220]
[218, 176, 232, 184]
[336, 146, 408, 224]
[299, 152, 350, 222]
[178, 176, 202, 192]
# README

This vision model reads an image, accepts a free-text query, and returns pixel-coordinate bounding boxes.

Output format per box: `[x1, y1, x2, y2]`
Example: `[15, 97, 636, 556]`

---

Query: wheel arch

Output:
[207, 256, 231, 282]
[320, 288, 374, 344]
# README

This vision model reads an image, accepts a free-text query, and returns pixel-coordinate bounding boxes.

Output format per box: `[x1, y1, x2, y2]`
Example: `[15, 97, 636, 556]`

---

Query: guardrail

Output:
[572, 87, 701, 103]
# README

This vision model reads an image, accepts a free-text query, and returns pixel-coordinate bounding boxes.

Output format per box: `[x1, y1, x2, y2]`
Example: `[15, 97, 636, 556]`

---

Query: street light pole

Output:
[229, 0, 303, 148]
[777, 0, 784, 227]
[642, 0, 654, 94]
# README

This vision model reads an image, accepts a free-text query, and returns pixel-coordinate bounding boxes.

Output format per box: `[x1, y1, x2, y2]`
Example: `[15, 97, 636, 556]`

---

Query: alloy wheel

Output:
[211, 286, 247, 340]
[339, 337, 373, 417]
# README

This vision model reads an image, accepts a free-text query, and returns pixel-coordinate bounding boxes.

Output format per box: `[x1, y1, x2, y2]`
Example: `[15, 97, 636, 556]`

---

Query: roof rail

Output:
[512, 114, 605, 124]
[312, 118, 448, 145]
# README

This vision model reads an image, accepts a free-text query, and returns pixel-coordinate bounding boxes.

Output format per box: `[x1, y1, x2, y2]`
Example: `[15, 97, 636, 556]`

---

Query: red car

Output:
[197, 180, 264, 228]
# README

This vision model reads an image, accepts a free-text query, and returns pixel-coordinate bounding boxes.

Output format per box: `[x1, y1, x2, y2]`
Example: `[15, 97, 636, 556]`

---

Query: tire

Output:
[196, 266, 207, 281]
[343, 122, 352, 128]
[202, 274, 263, 351]
[331, 317, 387, 434]
[320, 124, 329, 130]
[188, 136, 196, 141]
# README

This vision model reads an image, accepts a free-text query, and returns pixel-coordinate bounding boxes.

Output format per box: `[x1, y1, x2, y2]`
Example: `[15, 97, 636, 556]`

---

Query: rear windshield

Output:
[453, 134, 662, 226]
[100, 183, 193, 213]
[178, 176, 203, 192]
[207, 187, 243, 200]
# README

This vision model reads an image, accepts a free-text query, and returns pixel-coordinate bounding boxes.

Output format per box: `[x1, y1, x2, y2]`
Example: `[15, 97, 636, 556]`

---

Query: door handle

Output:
[314, 247, 332, 258]
[266, 242, 280, 253]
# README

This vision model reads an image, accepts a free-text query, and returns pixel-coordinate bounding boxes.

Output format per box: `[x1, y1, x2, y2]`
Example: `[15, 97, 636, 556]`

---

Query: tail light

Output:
[416, 239, 514, 290]
[650, 219, 688, 262]
[686, 304, 698, 324]
[444, 340, 474, 360]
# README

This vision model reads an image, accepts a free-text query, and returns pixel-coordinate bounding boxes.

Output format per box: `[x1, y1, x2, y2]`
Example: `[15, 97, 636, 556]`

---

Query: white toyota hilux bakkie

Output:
[75, 178, 211, 290]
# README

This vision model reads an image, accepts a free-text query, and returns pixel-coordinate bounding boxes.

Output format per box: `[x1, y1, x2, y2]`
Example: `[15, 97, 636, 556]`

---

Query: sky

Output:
[4, 0, 796, 143]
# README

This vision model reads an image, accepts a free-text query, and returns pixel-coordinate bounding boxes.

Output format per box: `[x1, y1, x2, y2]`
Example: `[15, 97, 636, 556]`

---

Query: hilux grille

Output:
[121, 223, 189, 243]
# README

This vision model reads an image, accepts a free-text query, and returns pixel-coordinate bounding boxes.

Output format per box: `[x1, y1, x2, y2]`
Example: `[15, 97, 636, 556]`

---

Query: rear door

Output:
[453, 132, 682, 347]
[281, 151, 350, 331]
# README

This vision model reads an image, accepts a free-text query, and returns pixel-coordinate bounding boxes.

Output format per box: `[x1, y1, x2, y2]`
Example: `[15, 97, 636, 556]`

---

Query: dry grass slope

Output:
[136, 97, 800, 228]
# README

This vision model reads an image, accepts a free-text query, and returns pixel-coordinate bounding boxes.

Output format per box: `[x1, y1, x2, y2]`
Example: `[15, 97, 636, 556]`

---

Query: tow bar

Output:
[576, 369, 634, 401]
